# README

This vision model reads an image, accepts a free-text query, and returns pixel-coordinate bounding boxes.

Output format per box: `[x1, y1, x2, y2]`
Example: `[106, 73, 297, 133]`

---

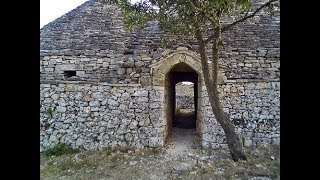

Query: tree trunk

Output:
[195, 27, 247, 162]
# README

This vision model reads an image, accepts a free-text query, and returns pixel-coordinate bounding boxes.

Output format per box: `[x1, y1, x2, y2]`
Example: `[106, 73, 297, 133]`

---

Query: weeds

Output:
[43, 143, 79, 157]
[47, 107, 53, 118]
[41, 145, 280, 179]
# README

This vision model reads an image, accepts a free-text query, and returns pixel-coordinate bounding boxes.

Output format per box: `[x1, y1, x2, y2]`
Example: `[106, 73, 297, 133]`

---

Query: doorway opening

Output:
[173, 81, 195, 129]
[164, 62, 199, 139]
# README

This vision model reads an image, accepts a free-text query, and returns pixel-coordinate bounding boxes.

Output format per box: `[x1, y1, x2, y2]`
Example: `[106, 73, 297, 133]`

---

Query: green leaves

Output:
[160, 35, 168, 48]
[47, 107, 53, 118]
[123, 8, 149, 30]
[267, 2, 276, 16]
[104, 0, 278, 40]
[238, 0, 251, 11]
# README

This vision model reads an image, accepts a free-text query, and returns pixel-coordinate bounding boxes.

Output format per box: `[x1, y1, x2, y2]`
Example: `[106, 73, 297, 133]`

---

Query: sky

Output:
[40, 0, 89, 28]
[40, 0, 143, 28]
[40, 0, 192, 84]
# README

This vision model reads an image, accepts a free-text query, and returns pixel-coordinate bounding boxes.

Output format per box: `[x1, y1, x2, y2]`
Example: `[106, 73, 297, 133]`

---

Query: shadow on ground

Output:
[173, 109, 196, 129]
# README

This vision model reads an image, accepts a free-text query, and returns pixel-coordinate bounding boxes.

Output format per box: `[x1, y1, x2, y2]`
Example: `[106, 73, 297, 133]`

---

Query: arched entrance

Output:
[150, 50, 204, 143]
[167, 63, 198, 130]
[174, 81, 195, 129]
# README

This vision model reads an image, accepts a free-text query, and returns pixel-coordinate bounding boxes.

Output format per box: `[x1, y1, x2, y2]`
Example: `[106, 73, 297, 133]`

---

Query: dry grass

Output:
[41, 145, 280, 180]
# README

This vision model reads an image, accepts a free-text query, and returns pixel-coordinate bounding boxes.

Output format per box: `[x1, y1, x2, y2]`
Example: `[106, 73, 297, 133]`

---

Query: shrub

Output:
[43, 144, 79, 157]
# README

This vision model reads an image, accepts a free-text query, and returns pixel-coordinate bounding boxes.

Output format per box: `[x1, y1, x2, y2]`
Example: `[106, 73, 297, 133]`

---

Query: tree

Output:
[104, 0, 279, 162]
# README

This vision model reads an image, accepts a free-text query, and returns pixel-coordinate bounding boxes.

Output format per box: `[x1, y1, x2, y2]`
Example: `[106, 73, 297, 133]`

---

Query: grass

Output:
[41, 145, 280, 179]
[60, 159, 94, 171]
[196, 145, 279, 179]
[217, 145, 280, 179]
[42, 143, 79, 157]
[42, 158, 95, 177]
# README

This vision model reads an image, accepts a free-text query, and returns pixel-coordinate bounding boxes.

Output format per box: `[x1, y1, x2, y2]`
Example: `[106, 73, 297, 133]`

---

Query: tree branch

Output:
[185, 0, 216, 23]
[222, 0, 277, 32]
[204, 0, 277, 44]
[211, 27, 221, 87]
[194, 26, 214, 85]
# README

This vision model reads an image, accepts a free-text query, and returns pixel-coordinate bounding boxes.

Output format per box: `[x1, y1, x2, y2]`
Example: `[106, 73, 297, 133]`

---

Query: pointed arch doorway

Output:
[150, 50, 204, 144]
[167, 63, 198, 130]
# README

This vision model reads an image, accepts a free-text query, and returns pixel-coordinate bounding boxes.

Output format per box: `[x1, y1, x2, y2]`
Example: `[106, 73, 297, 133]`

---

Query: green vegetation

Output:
[47, 107, 53, 118]
[104, 0, 279, 162]
[43, 144, 79, 157]
[41, 145, 279, 179]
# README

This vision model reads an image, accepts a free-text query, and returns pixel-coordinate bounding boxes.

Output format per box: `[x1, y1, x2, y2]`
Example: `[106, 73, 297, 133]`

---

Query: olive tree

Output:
[104, 0, 279, 161]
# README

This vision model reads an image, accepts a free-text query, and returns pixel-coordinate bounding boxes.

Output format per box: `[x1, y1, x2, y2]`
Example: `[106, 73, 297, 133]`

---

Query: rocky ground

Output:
[40, 127, 280, 180]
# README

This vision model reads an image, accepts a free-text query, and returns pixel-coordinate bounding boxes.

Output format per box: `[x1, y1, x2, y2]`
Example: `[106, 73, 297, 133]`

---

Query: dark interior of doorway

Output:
[167, 63, 198, 130]
[173, 81, 196, 129]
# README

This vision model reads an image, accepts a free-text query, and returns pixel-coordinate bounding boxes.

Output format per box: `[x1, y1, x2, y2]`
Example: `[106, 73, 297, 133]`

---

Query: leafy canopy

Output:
[104, 0, 277, 36]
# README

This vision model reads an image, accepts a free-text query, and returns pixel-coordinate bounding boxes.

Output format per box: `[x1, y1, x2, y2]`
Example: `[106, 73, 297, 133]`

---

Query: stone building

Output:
[40, 0, 280, 151]
[175, 82, 195, 110]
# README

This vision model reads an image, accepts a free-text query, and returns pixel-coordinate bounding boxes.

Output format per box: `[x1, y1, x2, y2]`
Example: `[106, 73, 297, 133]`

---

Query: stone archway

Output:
[150, 50, 203, 86]
[150, 50, 204, 143]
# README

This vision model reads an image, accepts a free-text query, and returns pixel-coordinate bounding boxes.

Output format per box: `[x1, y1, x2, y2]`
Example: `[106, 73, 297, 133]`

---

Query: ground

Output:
[40, 125, 280, 180]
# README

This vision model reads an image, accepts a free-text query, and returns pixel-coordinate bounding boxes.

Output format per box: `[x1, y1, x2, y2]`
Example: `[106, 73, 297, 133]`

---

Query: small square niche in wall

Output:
[64, 71, 76, 78]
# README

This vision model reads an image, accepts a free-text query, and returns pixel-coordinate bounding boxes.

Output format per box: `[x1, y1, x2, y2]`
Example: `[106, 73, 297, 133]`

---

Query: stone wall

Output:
[175, 82, 194, 109]
[201, 81, 280, 148]
[40, 0, 280, 151]
[40, 0, 280, 83]
[40, 79, 279, 151]
[40, 0, 134, 83]
[176, 96, 194, 109]
[40, 81, 164, 151]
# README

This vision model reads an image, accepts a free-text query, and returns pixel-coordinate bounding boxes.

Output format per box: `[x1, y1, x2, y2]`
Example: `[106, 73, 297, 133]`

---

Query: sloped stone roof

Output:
[40, 0, 280, 80]
[40, 0, 131, 56]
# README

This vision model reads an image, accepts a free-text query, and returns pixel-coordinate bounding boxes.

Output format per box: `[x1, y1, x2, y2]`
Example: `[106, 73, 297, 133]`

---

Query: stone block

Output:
[66, 84, 76, 91]
[126, 68, 133, 75]
[123, 61, 135, 68]
[132, 90, 148, 97]
[139, 76, 152, 86]
[137, 97, 148, 102]
[118, 68, 126, 75]
[102, 62, 109, 67]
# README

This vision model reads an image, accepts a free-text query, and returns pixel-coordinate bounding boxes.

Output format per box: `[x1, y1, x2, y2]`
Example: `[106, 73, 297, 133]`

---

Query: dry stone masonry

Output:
[40, 0, 280, 152]
[201, 81, 280, 148]
[175, 82, 195, 109]
[40, 83, 165, 151]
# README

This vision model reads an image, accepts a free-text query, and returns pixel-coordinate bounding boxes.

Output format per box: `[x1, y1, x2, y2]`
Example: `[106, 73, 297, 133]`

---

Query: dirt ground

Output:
[40, 127, 280, 180]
